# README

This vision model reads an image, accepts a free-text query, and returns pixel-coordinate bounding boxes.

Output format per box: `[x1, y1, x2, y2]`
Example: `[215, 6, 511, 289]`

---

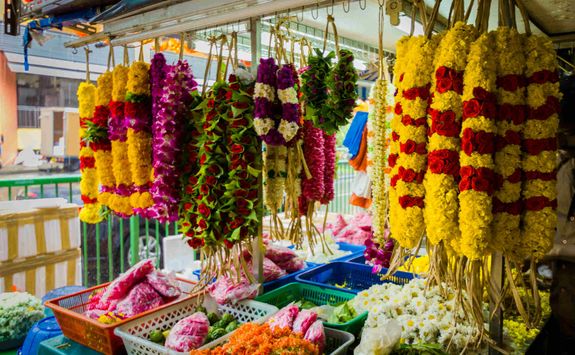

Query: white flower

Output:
[277, 87, 298, 104]
[277, 120, 299, 142]
[253, 83, 275, 100]
[253, 117, 275, 136]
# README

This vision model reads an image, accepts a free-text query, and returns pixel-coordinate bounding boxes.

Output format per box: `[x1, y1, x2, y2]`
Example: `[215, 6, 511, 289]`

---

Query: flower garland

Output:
[388, 37, 411, 246]
[424, 22, 476, 252]
[301, 120, 325, 206]
[220, 73, 260, 246]
[149, 59, 198, 222]
[193, 82, 231, 247]
[93, 71, 115, 209]
[276, 64, 301, 144]
[370, 78, 388, 243]
[522, 35, 561, 260]
[458, 33, 498, 260]
[253, 58, 284, 145]
[321, 132, 336, 204]
[108, 65, 133, 217]
[322, 49, 359, 134]
[125, 61, 153, 216]
[390, 36, 436, 249]
[301, 49, 334, 128]
[78, 81, 102, 224]
[264, 145, 287, 215]
[493, 28, 526, 258]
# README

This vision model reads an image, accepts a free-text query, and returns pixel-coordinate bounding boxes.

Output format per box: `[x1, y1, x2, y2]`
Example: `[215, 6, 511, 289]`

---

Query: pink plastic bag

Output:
[99, 259, 155, 310]
[165, 312, 210, 352]
[304, 320, 326, 353]
[292, 309, 318, 335]
[267, 305, 299, 331]
[260, 258, 286, 281]
[265, 244, 297, 264]
[146, 271, 181, 299]
[207, 275, 259, 305]
[276, 257, 306, 273]
[115, 281, 164, 318]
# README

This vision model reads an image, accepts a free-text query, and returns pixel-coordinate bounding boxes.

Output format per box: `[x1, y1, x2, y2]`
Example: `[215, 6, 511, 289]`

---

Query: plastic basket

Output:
[114, 295, 278, 355]
[256, 282, 367, 336]
[299, 242, 365, 265]
[196, 325, 354, 355]
[192, 261, 318, 293]
[44, 278, 197, 354]
[296, 262, 415, 293]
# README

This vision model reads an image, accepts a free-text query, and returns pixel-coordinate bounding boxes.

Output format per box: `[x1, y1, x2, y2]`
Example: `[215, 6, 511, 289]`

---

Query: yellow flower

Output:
[112, 65, 129, 102]
[371, 78, 388, 242]
[126, 61, 150, 96]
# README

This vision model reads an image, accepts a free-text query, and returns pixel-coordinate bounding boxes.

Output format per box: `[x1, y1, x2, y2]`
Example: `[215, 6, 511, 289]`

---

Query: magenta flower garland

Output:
[321, 132, 336, 204]
[149, 59, 198, 222]
[301, 120, 325, 206]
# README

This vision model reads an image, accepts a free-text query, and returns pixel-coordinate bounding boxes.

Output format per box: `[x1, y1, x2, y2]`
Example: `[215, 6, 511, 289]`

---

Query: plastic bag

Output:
[304, 320, 325, 353]
[354, 319, 401, 355]
[206, 276, 259, 305]
[265, 244, 297, 264]
[252, 258, 286, 281]
[98, 259, 155, 310]
[165, 312, 210, 352]
[115, 281, 164, 318]
[310, 305, 335, 322]
[292, 309, 317, 335]
[83, 309, 107, 320]
[267, 304, 299, 330]
[146, 271, 181, 299]
[276, 257, 306, 273]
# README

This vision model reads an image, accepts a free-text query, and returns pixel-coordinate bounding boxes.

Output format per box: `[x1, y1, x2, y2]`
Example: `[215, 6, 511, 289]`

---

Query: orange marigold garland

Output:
[125, 61, 153, 216]
[93, 71, 115, 209]
[458, 32, 498, 260]
[493, 28, 526, 257]
[522, 35, 561, 260]
[425, 22, 476, 251]
[78, 81, 102, 223]
[390, 36, 436, 249]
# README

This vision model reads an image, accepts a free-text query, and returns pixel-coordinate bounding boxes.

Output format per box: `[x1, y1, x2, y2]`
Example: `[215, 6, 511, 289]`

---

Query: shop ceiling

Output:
[41, 0, 575, 49]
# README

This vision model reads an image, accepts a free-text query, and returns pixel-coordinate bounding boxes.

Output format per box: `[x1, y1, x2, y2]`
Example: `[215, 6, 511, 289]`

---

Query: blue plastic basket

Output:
[346, 254, 367, 265]
[193, 262, 319, 292]
[331, 242, 365, 262]
[295, 261, 415, 293]
[19, 317, 62, 355]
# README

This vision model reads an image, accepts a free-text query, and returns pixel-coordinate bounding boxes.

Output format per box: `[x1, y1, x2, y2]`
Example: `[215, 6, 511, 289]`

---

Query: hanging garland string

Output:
[125, 48, 153, 216]
[78, 48, 102, 224]
[92, 70, 115, 210]
[108, 48, 132, 217]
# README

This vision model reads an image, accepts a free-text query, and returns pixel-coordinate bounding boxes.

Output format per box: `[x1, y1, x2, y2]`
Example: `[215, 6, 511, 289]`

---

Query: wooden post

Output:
[489, 252, 504, 354]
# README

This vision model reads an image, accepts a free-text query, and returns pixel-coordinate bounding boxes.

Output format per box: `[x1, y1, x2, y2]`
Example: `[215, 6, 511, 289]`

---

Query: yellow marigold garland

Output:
[370, 77, 388, 243]
[125, 61, 153, 215]
[388, 36, 411, 245]
[109, 65, 133, 217]
[493, 28, 526, 258]
[78, 81, 102, 223]
[425, 22, 476, 251]
[390, 35, 436, 249]
[93, 71, 115, 208]
[458, 33, 498, 260]
[522, 35, 561, 260]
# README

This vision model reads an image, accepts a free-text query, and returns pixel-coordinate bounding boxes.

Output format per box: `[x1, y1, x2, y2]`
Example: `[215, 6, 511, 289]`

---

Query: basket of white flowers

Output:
[0, 292, 44, 350]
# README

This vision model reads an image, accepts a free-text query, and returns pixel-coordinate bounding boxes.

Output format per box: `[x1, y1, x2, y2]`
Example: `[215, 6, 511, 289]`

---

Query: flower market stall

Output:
[2, 0, 573, 354]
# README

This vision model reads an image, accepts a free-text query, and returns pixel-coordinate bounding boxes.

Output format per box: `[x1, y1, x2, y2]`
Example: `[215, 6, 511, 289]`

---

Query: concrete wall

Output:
[0, 51, 18, 165]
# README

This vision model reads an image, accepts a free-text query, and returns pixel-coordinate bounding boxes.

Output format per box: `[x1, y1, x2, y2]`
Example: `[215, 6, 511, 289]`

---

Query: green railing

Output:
[0, 160, 358, 286]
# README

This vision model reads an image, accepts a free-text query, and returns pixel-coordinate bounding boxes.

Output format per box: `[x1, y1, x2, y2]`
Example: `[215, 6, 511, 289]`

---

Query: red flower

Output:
[238, 207, 251, 216]
[511, 105, 526, 125]
[230, 217, 245, 229]
[472, 176, 491, 193]
[184, 202, 192, 211]
[187, 238, 205, 249]
[230, 82, 240, 91]
[399, 73, 404, 82]
[200, 184, 210, 195]
[398, 196, 424, 208]
[463, 99, 481, 118]
[223, 239, 234, 249]
[200, 154, 207, 165]
[523, 137, 557, 155]
[452, 78, 463, 95]
[400, 140, 416, 154]
[390, 175, 399, 187]
[436, 66, 449, 79]
[459, 177, 472, 191]
[208, 165, 219, 175]
[248, 189, 259, 199]
[460, 165, 475, 178]
[206, 175, 217, 185]
[473, 87, 489, 100]
[402, 169, 417, 182]
[475, 131, 495, 154]
[428, 150, 459, 176]
[185, 185, 194, 194]
[525, 196, 552, 211]
[506, 130, 521, 146]
[481, 101, 497, 119]
[436, 78, 453, 93]
[508, 168, 522, 183]
[188, 176, 198, 186]
[394, 103, 403, 115]
[207, 100, 215, 109]
[81, 195, 98, 204]
[231, 144, 244, 154]
[198, 203, 211, 217]
[388, 153, 399, 168]
[392, 132, 400, 141]
[462, 140, 474, 156]
[198, 219, 208, 229]
[432, 110, 459, 137]
[498, 75, 519, 91]
[418, 85, 430, 100]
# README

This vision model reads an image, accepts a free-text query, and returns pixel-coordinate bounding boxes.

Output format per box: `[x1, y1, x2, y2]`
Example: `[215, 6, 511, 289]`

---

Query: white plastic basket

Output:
[196, 326, 355, 355]
[114, 295, 278, 355]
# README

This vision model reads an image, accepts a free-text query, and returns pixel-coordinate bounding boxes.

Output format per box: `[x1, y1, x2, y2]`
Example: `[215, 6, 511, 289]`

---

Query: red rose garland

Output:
[321, 132, 336, 205]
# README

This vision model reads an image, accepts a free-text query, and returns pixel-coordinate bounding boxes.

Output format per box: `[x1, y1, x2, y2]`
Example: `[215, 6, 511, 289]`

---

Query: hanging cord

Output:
[513, 0, 531, 35]
[227, 31, 239, 73]
[409, 0, 417, 36]
[216, 35, 227, 82]
[154, 37, 160, 53]
[343, 0, 350, 13]
[179, 32, 185, 61]
[123, 45, 129, 66]
[378, 1, 385, 79]
[224, 32, 236, 77]
[107, 43, 114, 71]
[482, 0, 493, 33]
[425, 0, 442, 38]
[311, 1, 319, 20]
[447, 0, 455, 28]
[289, 36, 296, 64]
[327, 0, 334, 16]
[267, 26, 275, 58]
[322, 15, 340, 58]
[508, 0, 517, 29]
[359, 0, 367, 10]
[202, 36, 217, 96]
[138, 41, 144, 61]
[414, 0, 428, 33]
[464, 0, 475, 22]
[84, 47, 91, 82]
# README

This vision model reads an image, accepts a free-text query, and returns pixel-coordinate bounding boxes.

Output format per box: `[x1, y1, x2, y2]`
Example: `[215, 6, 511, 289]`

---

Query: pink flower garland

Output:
[321, 132, 336, 204]
[300, 120, 325, 211]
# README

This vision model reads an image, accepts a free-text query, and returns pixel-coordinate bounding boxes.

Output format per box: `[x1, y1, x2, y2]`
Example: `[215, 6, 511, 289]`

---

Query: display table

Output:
[38, 336, 102, 355]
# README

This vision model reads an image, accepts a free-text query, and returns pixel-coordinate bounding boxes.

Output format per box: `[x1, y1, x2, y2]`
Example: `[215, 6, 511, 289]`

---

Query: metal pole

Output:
[489, 252, 504, 354]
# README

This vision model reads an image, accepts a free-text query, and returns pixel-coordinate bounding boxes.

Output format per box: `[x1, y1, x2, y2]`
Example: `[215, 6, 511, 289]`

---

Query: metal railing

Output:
[0, 160, 358, 286]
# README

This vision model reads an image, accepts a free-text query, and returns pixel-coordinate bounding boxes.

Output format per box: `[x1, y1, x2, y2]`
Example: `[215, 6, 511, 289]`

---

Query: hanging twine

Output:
[216, 34, 227, 82]
[123, 45, 129, 65]
[138, 41, 144, 61]
[322, 15, 340, 58]
[107, 43, 114, 71]
[154, 37, 160, 53]
[202, 36, 218, 96]
[514, 0, 531, 34]
[378, 2, 385, 79]
[425, 0, 442, 38]
[84, 47, 91, 82]
[179, 33, 185, 60]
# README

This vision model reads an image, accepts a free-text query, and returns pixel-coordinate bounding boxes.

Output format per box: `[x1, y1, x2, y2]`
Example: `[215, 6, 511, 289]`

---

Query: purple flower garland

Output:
[149, 59, 198, 222]
[276, 64, 301, 144]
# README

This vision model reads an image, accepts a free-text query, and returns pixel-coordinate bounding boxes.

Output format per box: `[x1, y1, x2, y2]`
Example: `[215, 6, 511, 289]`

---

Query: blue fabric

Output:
[343, 111, 368, 158]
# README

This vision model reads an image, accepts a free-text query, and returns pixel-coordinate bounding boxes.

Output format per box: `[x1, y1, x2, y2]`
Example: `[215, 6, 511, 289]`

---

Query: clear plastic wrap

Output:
[276, 257, 306, 273]
[146, 270, 181, 299]
[98, 259, 155, 310]
[267, 304, 299, 330]
[304, 320, 326, 353]
[115, 281, 164, 317]
[354, 319, 401, 355]
[206, 276, 260, 305]
[165, 312, 210, 352]
[292, 309, 318, 335]
[265, 244, 298, 263]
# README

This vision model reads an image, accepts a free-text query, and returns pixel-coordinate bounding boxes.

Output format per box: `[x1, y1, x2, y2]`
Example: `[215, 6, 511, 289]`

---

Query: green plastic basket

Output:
[256, 282, 368, 336]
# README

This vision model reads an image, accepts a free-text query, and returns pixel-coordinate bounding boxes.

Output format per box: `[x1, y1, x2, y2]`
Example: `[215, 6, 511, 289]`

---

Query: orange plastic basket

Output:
[44, 278, 198, 354]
